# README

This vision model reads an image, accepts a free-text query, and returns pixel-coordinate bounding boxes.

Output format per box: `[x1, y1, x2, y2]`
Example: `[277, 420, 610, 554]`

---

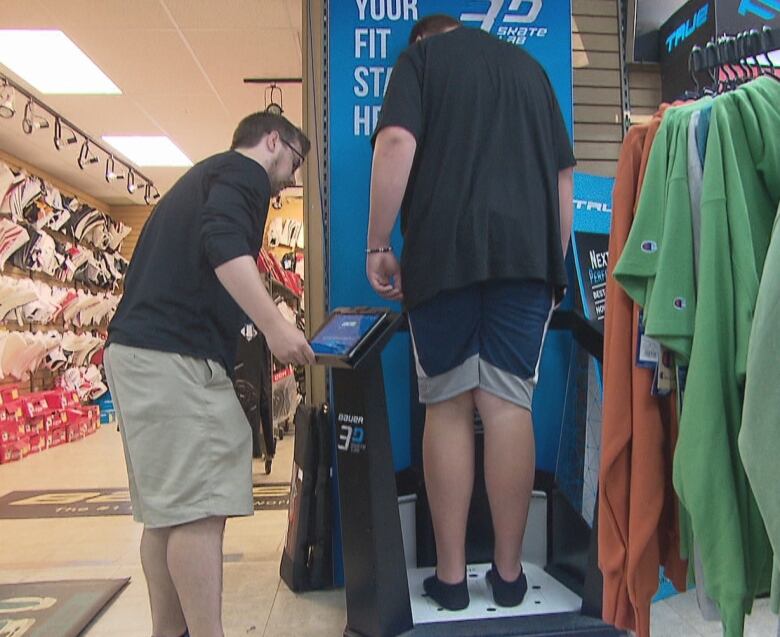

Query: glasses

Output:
[280, 137, 304, 172]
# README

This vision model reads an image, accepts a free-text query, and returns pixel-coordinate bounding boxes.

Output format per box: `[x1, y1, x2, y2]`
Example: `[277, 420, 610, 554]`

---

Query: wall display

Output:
[327, 0, 574, 471]
[0, 157, 131, 465]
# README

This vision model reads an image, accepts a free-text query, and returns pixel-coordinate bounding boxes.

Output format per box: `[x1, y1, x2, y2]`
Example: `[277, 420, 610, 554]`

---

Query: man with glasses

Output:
[105, 112, 313, 637]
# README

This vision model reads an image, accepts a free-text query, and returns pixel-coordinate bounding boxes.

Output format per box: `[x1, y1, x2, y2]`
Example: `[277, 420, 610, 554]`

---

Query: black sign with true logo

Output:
[717, 0, 780, 33]
[660, 0, 717, 101]
[660, 0, 779, 101]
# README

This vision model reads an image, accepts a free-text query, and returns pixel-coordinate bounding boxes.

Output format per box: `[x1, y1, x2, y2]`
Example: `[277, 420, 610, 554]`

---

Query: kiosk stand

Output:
[311, 308, 624, 637]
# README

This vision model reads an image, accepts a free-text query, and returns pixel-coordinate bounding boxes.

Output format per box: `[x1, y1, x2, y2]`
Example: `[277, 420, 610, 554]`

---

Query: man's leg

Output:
[423, 390, 476, 583]
[140, 527, 187, 637]
[167, 516, 227, 637]
[475, 388, 535, 582]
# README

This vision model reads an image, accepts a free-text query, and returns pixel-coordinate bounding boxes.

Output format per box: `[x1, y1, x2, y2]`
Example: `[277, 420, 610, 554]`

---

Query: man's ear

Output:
[265, 130, 280, 152]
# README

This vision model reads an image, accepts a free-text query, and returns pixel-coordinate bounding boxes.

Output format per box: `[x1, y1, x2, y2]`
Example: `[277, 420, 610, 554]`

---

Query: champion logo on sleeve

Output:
[641, 240, 658, 253]
[673, 297, 687, 310]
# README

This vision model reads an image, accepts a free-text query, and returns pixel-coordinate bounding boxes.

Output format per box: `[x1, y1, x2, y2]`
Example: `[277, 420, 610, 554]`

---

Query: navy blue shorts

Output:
[408, 279, 555, 409]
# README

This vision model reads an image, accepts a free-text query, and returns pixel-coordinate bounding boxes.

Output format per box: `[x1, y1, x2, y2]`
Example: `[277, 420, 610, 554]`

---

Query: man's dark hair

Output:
[231, 111, 311, 155]
[408, 14, 460, 45]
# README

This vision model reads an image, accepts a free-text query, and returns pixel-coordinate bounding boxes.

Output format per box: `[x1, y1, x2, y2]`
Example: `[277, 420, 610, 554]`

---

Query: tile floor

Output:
[0, 426, 777, 636]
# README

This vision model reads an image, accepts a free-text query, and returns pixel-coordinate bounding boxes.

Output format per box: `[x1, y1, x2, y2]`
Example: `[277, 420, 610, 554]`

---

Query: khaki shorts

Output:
[104, 343, 253, 528]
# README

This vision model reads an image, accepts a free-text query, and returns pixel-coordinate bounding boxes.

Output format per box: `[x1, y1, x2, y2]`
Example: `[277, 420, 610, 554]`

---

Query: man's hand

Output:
[265, 317, 316, 366]
[366, 252, 403, 302]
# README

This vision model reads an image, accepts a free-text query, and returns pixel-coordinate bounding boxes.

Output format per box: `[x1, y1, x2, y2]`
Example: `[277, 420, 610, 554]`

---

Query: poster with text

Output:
[571, 173, 614, 322]
[326, 0, 575, 469]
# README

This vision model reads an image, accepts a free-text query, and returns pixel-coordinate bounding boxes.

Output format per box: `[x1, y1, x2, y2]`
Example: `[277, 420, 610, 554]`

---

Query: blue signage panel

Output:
[571, 173, 614, 322]
[327, 0, 574, 473]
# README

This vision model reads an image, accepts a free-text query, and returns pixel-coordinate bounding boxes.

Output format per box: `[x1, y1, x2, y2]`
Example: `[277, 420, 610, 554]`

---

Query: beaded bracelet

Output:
[365, 246, 393, 254]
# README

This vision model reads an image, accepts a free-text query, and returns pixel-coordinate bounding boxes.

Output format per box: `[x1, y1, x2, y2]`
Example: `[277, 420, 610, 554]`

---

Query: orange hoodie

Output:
[600, 108, 688, 637]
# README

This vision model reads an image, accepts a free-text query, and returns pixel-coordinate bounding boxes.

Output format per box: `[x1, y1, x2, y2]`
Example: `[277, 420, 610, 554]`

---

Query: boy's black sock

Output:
[486, 563, 528, 607]
[423, 572, 470, 611]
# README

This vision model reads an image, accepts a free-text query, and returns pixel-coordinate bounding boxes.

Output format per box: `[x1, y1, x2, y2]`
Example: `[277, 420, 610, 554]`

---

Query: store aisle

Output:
[0, 425, 347, 637]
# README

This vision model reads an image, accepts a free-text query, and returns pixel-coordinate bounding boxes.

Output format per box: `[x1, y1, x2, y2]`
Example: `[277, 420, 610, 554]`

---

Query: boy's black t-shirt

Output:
[373, 27, 576, 309]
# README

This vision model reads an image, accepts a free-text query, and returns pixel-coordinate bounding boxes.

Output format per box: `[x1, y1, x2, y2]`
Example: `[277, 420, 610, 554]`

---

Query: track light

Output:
[22, 98, 49, 134]
[0, 81, 14, 119]
[2, 72, 160, 200]
[264, 83, 284, 115]
[77, 140, 99, 169]
[143, 183, 160, 204]
[105, 155, 124, 183]
[127, 170, 140, 193]
[53, 117, 78, 150]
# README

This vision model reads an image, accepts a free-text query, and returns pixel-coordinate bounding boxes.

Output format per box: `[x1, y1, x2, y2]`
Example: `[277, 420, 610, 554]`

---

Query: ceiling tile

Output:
[286, 0, 302, 31]
[164, 0, 290, 30]
[184, 29, 300, 80]
[0, 0, 59, 28]
[36, 0, 172, 31]
[136, 93, 235, 158]
[59, 29, 214, 98]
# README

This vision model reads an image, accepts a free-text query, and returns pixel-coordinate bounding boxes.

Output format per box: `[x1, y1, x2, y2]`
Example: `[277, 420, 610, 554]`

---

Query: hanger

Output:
[759, 27, 779, 81]
[726, 35, 750, 84]
[703, 41, 722, 94]
[736, 31, 758, 81]
[688, 45, 706, 98]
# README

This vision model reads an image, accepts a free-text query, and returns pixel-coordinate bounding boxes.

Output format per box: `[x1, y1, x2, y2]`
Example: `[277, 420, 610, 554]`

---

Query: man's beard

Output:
[269, 158, 284, 195]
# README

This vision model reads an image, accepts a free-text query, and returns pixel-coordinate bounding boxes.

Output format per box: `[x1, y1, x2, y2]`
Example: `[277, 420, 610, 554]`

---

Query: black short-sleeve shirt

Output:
[373, 27, 576, 309]
[108, 150, 271, 373]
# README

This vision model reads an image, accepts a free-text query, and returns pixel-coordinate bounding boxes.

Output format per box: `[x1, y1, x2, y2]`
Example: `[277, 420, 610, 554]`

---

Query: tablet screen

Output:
[311, 313, 383, 356]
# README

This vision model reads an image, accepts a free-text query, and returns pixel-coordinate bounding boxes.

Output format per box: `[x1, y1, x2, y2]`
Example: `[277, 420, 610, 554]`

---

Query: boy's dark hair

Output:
[231, 112, 311, 155]
[408, 14, 461, 45]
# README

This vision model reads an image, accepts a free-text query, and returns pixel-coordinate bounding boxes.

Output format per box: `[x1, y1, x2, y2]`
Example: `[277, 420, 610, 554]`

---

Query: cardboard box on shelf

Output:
[66, 422, 83, 443]
[0, 416, 24, 443]
[49, 428, 67, 448]
[0, 442, 22, 463]
[28, 434, 45, 454]
[1, 386, 21, 405]
[18, 436, 30, 458]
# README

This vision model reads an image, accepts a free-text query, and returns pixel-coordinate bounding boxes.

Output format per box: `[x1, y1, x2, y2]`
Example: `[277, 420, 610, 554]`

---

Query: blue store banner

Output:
[327, 0, 574, 473]
[571, 173, 614, 322]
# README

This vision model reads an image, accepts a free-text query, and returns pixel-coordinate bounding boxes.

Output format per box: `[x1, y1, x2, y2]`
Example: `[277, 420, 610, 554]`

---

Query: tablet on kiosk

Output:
[310, 308, 391, 366]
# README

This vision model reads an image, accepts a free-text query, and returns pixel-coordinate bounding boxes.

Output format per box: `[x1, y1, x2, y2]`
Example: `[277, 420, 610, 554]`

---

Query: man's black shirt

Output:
[373, 27, 576, 310]
[108, 150, 271, 373]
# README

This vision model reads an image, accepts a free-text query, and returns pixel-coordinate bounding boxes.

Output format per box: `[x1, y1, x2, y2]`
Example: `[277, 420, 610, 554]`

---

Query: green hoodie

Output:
[673, 77, 780, 637]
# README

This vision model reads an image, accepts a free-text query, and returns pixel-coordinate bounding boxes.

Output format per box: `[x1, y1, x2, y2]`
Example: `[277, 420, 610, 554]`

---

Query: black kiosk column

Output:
[312, 308, 413, 637]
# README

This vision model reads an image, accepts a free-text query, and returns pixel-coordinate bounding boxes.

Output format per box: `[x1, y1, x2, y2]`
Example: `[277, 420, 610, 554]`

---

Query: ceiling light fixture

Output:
[53, 117, 78, 150]
[105, 155, 124, 183]
[78, 140, 99, 169]
[102, 135, 192, 167]
[0, 71, 158, 200]
[0, 30, 121, 95]
[22, 98, 49, 134]
[0, 70, 159, 198]
[264, 83, 284, 115]
[0, 80, 14, 119]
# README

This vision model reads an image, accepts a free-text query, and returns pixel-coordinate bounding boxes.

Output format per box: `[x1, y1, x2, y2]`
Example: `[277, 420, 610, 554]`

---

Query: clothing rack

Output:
[687, 26, 778, 94]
